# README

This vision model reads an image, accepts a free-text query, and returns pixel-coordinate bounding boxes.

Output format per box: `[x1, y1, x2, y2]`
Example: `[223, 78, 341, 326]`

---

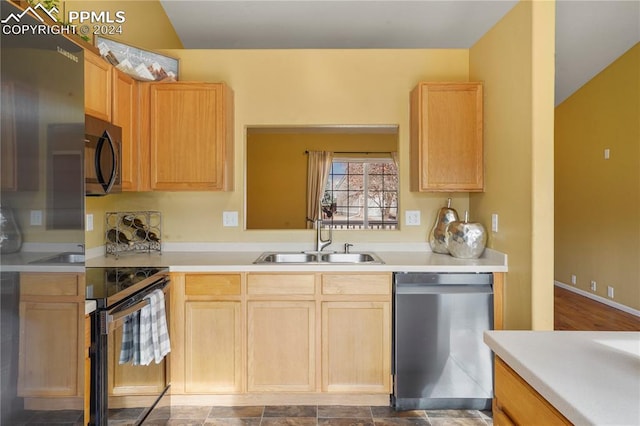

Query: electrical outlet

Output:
[607, 286, 614, 299]
[571, 274, 577, 285]
[86, 214, 94, 231]
[222, 211, 239, 227]
[491, 213, 499, 233]
[405, 210, 421, 226]
[590, 280, 597, 292]
[30, 210, 42, 226]
[604, 148, 610, 159]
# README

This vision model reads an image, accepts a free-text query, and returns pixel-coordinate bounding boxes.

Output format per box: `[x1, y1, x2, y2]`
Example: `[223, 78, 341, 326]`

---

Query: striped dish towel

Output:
[119, 312, 138, 364]
[138, 289, 171, 366]
[150, 288, 171, 363]
[138, 295, 154, 366]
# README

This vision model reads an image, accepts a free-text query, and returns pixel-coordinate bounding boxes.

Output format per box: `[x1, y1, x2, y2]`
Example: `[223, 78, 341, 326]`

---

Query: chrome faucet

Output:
[315, 219, 332, 252]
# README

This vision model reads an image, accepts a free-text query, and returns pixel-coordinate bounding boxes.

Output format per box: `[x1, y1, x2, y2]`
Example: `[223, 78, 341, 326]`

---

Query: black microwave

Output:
[85, 115, 122, 196]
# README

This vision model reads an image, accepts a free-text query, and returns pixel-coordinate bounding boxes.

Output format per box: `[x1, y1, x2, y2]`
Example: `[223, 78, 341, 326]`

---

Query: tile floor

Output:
[139, 405, 493, 426]
[7, 405, 492, 425]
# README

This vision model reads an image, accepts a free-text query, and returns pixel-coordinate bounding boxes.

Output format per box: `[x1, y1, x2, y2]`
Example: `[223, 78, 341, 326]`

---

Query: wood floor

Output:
[554, 286, 640, 331]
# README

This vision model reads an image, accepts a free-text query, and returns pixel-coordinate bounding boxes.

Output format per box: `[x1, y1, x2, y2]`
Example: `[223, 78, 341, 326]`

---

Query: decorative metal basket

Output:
[105, 211, 162, 257]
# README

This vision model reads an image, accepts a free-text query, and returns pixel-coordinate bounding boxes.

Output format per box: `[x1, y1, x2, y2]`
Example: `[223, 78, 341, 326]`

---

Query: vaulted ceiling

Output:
[160, 1, 640, 105]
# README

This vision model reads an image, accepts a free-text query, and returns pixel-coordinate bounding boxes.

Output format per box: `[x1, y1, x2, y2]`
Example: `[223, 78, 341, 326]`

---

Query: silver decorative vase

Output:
[428, 198, 459, 254]
[0, 207, 23, 254]
[446, 211, 487, 259]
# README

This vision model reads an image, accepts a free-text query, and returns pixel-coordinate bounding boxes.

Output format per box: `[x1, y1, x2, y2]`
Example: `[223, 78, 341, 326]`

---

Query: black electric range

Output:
[86, 266, 171, 425]
[85, 266, 169, 309]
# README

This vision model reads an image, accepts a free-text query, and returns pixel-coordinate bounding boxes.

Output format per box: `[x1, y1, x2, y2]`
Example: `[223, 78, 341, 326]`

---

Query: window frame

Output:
[321, 156, 398, 230]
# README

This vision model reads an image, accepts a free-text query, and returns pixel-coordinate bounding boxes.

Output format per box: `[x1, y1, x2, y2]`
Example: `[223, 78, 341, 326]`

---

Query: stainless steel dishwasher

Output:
[392, 272, 494, 411]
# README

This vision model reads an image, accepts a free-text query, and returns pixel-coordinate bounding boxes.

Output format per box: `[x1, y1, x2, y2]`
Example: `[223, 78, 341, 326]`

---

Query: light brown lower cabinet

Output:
[247, 273, 317, 392]
[18, 273, 85, 409]
[184, 300, 242, 393]
[493, 357, 571, 425]
[322, 301, 390, 392]
[247, 300, 316, 392]
[321, 273, 391, 393]
[171, 273, 243, 394]
[171, 271, 392, 397]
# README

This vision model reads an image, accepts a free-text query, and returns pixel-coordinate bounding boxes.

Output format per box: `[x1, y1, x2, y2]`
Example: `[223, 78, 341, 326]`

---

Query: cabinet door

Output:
[148, 82, 233, 191]
[494, 357, 571, 425]
[84, 49, 112, 121]
[322, 301, 390, 393]
[410, 82, 483, 192]
[184, 301, 242, 393]
[112, 69, 139, 191]
[247, 301, 315, 392]
[18, 301, 81, 397]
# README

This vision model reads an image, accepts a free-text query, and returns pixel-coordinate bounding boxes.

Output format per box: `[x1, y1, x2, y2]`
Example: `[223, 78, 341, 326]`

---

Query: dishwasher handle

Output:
[395, 284, 493, 295]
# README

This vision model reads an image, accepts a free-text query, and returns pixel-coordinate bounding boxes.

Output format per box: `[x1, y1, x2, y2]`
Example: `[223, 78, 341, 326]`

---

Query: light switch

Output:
[223, 211, 239, 227]
[604, 148, 610, 159]
[30, 210, 42, 226]
[491, 213, 499, 233]
[405, 210, 421, 226]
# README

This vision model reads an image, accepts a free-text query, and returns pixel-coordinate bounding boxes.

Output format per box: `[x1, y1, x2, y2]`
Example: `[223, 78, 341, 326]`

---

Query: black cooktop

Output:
[86, 266, 169, 308]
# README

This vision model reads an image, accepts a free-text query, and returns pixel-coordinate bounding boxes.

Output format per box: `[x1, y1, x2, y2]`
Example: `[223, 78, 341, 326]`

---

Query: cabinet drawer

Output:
[248, 274, 315, 295]
[322, 274, 391, 295]
[20, 273, 80, 296]
[185, 274, 241, 296]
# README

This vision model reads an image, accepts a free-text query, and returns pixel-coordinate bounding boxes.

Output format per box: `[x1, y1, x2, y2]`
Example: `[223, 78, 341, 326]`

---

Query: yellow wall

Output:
[86, 49, 472, 247]
[247, 132, 397, 229]
[555, 43, 640, 311]
[469, 1, 556, 329]
[79, 1, 559, 329]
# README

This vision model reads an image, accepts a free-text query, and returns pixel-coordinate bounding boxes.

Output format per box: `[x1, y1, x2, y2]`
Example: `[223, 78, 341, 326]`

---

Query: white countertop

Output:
[484, 330, 640, 426]
[1, 242, 506, 273]
[85, 300, 97, 315]
[0, 251, 85, 273]
[83, 248, 507, 273]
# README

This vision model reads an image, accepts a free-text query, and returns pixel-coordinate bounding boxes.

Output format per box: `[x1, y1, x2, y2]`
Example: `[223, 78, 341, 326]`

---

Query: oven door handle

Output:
[102, 298, 150, 335]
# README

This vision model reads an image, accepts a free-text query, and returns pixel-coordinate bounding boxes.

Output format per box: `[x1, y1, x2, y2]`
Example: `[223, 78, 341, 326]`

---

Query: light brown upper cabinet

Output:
[112, 70, 139, 191]
[410, 82, 484, 192]
[84, 48, 112, 122]
[84, 48, 140, 191]
[139, 82, 234, 191]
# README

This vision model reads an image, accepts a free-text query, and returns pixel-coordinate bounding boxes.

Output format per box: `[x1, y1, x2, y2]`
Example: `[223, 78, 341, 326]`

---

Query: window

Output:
[322, 158, 398, 230]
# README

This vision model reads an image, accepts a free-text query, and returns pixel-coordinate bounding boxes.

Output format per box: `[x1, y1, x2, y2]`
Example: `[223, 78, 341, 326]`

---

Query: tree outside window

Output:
[322, 158, 398, 230]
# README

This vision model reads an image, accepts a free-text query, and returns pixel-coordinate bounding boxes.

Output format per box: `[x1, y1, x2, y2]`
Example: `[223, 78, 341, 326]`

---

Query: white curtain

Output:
[306, 151, 333, 229]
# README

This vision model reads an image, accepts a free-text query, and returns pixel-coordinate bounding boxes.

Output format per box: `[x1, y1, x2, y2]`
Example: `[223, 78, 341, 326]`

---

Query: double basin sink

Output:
[27, 251, 382, 265]
[29, 252, 85, 265]
[254, 251, 384, 264]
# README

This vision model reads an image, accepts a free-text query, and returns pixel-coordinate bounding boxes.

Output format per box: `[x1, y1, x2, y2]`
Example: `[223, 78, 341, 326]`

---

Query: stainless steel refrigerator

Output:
[1, 2, 85, 423]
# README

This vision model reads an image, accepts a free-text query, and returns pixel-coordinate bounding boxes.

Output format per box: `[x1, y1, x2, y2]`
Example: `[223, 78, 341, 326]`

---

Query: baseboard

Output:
[554, 281, 640, 318]
[170, 393, 390, 406]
